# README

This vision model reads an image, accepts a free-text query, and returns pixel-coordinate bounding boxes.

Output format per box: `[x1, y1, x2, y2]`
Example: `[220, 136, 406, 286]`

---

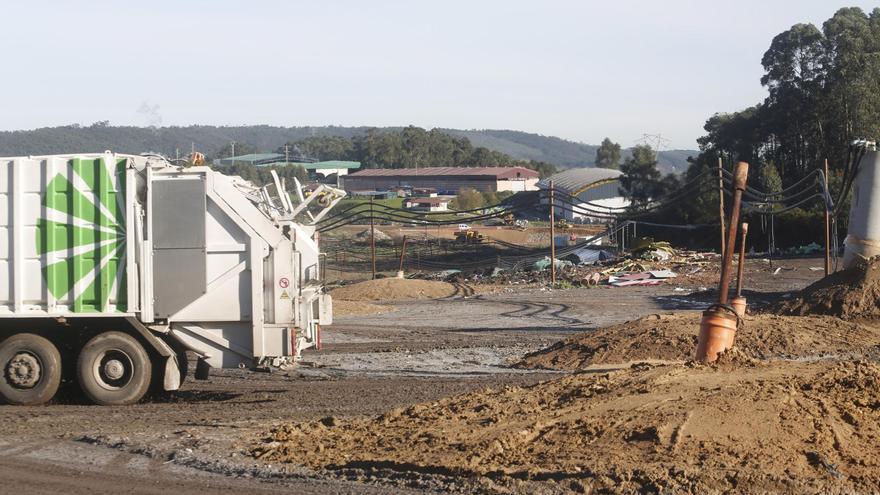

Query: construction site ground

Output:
[0, 257, 837, 494]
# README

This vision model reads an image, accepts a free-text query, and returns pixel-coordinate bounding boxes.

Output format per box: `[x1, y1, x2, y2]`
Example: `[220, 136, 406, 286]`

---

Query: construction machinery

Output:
[454, 229, 485, 244]
[0, 152, 344, 405]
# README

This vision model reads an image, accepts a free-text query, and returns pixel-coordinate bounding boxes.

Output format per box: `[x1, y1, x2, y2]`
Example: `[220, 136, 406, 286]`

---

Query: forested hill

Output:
[441, 129, 693, 173]
[0, 123, 695, 172]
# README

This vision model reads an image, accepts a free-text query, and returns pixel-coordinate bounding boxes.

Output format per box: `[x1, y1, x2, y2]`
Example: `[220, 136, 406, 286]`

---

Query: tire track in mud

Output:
[495, 299, 583, 326]
[448, 282, 475, 298]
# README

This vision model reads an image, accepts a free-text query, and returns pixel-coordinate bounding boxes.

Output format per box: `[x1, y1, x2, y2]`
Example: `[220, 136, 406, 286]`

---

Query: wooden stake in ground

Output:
[735, 223, 749, 297]
[718, 156, 726, 256]
[370, 197, 376, 280]
[549, 181, 557, 284]
[718, 162, 749, 304]
[398, 235, 408, 274]
[824, 158, 832, 277]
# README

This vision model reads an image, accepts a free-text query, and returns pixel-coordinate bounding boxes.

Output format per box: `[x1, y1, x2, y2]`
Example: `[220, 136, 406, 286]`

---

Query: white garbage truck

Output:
[0, 152, 344, 405]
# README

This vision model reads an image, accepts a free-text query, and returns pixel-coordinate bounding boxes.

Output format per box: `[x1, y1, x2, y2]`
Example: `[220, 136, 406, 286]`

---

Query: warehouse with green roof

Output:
[214, 153, 361, 180]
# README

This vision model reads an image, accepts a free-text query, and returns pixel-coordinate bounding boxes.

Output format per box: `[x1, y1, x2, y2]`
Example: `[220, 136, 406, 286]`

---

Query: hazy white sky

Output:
[1, 1, 876, 148]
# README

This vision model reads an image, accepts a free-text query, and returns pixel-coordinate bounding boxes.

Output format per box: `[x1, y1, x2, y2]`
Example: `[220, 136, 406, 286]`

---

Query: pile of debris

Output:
[630, 237, 676, 261]
[408, 240, 720, 289]
[774, 257, 880, 319]
[494, 252, 715, 289]
[254, 358, 880, 493]
[354, 228, 391, 244]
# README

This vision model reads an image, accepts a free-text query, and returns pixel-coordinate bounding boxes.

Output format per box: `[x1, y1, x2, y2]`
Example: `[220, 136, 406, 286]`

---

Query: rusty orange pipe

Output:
[695, 309, 738, 362]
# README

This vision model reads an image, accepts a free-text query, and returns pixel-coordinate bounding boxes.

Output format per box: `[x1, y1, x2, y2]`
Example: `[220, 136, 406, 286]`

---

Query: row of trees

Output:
[215, 126, 558, 179]
[694, 7, 880, 183]
[611, 7, 880, 239]
[451, 189, 514, 210]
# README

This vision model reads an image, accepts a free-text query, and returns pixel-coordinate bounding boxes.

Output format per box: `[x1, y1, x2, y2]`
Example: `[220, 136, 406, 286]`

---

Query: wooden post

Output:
[735, 223, 749, 297]
[718, 156, 726, 256]
[718, 162, 749, 304]
[549, 181, 557, 284]
[370, 197, 376, 279]
[824, 158, 832, 276]
[398, 235, 408, 273]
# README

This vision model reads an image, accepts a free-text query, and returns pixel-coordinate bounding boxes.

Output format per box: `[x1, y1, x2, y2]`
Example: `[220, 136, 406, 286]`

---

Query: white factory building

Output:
[538, 168, 629, 223]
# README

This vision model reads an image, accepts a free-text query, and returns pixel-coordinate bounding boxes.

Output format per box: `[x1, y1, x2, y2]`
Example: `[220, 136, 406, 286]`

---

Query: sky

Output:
[1, 1, 877, 149]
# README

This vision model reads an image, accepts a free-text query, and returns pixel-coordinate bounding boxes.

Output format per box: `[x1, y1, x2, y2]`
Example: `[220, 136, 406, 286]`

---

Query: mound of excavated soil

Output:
[517, 313, 880, 369]
[255, 359, 880, 493]
[774, 258, 880, 319]
[332, 300, 396, 316]
[331, 278, 456, 302]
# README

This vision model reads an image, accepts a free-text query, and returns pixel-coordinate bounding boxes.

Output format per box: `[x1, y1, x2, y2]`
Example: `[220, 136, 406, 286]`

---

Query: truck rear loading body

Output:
[0, 152, 343, 405]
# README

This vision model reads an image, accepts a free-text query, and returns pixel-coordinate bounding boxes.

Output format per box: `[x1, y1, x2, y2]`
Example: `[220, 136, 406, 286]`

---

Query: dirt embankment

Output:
[331, 278, 457, 302]
[774, 258, 880, 318]
[516, 312, 880, 370]
[255, 359, 880, 493]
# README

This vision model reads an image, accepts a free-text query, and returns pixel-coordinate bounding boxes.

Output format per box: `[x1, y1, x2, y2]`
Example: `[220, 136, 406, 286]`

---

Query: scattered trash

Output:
[534, 257, 573, 271]
[414, 240, 718, 289]
[609, 271, 674, 287]
[561, 246, 615, 265]
[787, 242, 823, 256]
[648, 269, 677, 279]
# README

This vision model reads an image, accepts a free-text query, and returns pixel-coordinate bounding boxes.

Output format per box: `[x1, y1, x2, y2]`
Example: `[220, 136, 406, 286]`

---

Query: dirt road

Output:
[0, 258, 824, 493]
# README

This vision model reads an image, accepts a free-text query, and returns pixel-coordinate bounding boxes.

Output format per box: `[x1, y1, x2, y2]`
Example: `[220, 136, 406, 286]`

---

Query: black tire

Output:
[77, 332, 151, 406]
[0, 333, 62, 405]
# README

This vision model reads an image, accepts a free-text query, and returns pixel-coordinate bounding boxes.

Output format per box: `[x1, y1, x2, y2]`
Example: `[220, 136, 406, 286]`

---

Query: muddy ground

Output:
[0, 258, 826, 494]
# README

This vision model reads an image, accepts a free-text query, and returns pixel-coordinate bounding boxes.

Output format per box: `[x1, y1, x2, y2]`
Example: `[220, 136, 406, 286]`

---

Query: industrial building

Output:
[341, 167, 539, 194]
[538, 168, 629, 223]
[404, 197, 451, 212]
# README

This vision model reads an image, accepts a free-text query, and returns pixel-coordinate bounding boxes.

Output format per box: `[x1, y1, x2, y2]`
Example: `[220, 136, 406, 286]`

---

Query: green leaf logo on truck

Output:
[36, 158, 127, 312]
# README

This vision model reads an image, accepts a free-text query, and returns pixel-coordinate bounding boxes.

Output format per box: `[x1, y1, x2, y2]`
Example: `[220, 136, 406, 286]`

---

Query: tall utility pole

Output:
[549, 181, 557, 284]
[635, 133, 672, 165]
[370, 197, 376, 279]
[718, 156, 726, 256]
[824, 158, 832, 276]
[284, 145, 290, 165]
[230, 141, 236, 163]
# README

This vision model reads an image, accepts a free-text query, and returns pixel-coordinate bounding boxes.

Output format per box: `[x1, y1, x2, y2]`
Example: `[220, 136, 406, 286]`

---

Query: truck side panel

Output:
[0, 156, 130, 316]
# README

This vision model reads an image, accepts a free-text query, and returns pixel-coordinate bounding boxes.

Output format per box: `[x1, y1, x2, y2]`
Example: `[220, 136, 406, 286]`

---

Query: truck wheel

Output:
[0, 333, 62, 405]
[77, 332, 152, 405]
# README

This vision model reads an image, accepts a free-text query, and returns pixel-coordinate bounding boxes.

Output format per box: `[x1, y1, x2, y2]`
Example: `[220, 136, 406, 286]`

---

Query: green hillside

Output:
[0, 124, 695, 173]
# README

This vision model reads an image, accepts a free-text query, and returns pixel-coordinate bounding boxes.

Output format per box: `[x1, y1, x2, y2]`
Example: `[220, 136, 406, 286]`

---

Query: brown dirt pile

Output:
[517, 313, 880, 370]
[255, 360, 880, 493]
[331, 278, 456, 302]
[332, 300, 395, 316]
[775, 258, 880, 318]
